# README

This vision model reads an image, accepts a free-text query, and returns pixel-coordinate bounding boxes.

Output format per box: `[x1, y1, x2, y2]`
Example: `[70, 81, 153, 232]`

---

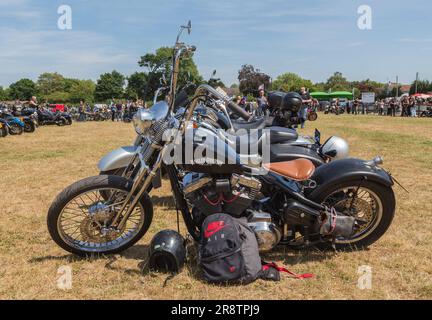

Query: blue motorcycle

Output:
[0, 110, 24, 135]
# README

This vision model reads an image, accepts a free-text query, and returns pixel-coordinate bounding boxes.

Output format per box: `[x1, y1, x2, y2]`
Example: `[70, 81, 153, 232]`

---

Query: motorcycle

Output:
[98, 84, 347, 182]
[324, 104, 345, 115]
[16, 107, 39, 130]
[37, 108, 72, 126]
[419, 107, 432, 117]
[0, 110, 25, 135]
[47, 22, 396, 257]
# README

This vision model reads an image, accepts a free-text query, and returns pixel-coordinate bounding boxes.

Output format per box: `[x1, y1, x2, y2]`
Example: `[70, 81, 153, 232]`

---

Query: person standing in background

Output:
[110, 100, 116, 121]
[256, 88, 268, 116]
[352, 98, 359, 115]
[409, 97, 417, 117]
[116, 101, 122, 121]
[299, 87, 311, 128]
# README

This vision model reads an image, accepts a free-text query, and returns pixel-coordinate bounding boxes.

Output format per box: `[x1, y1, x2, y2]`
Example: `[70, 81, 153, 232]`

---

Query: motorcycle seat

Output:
[217, 126, 299, 154]
[263, 158, 315, 181]
[231, 117, 266, 131]
[268, 126, 298, 143]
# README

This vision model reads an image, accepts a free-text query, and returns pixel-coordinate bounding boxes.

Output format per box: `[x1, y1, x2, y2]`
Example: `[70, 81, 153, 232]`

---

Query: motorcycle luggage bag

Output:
[199, 213, 262, 284]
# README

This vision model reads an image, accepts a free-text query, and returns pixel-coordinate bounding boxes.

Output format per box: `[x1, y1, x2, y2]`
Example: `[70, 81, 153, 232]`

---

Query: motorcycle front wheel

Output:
[24, 122, 35, 133]
[47, 175, 153, 256]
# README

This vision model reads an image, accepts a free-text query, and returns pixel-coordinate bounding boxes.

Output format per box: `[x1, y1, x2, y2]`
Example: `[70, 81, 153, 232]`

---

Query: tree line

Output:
[1, 48, 431, 104]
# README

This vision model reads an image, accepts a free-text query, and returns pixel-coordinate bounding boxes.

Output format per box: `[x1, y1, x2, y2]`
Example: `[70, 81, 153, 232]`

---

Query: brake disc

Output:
[80, 203, 126, 243]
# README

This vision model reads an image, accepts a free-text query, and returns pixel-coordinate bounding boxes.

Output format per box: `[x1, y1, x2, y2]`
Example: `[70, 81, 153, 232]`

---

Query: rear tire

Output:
[308, 112, 318, 121]
[56, 117, 67, 126]
[309, 180, 395, 250]
[9, 123, 23, 135]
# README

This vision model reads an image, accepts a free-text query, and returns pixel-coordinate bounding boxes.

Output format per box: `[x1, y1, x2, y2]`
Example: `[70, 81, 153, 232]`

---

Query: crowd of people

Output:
[68, 99, 145, 122]
[333, 96, 432, 117]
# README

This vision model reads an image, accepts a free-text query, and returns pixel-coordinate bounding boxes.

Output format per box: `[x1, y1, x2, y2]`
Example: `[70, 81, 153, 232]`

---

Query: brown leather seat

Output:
[263, 159, 315, 181]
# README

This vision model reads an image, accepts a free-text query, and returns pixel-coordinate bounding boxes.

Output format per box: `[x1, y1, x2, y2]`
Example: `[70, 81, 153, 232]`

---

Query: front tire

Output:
[47, 175, 153, 256]
[310, 180, 396, 250]
[24, 122, 35, 133]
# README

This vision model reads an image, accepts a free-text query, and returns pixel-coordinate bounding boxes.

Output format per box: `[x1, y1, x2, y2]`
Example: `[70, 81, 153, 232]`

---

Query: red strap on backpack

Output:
[262, 262, 314, 279]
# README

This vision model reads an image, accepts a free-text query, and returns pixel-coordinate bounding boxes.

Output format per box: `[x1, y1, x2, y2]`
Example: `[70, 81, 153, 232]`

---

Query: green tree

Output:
[238, 64, 271, 95]
[351, 79, 384, 95]
[272, 72, 314, 92]
[69, 79, 95, 103]
[94, 70, 125, 102]
[0, 86, 7, 100]
[125, 72, 148, 100]
[44, 91, 70, 103]
[138, 46, 202, 99]
[37, 72, 66, 98]
[409, 79, 431, 94]
[9, 78, 37, 100]
[325, 72, 350, 92]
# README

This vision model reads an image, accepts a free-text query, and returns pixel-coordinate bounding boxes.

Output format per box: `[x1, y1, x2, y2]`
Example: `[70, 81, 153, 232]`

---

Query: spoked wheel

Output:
[311, 181, 395, 249]
[47, 175, 153, 256]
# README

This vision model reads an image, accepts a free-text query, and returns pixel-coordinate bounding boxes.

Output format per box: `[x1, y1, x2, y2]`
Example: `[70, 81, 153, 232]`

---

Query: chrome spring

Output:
[141, 138, 153, 163]
[152, 120, 170, 144]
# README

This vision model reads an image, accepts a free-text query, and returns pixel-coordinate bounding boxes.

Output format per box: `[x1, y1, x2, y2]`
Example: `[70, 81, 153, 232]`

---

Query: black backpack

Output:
[198, 213, 262, 284]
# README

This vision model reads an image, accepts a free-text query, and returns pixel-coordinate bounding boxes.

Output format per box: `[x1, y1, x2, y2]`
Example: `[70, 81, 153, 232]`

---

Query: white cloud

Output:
[0, 27, 138, 86]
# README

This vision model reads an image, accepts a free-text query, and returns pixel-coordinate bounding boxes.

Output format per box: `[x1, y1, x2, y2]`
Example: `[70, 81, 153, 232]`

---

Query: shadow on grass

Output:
[151, 195, 176, 209]
[29, 254, 105, 264]
[28, 244, 150, 265]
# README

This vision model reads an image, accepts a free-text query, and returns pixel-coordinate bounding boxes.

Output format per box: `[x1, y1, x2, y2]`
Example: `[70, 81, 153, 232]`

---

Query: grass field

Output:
[0, 114, 431, 300]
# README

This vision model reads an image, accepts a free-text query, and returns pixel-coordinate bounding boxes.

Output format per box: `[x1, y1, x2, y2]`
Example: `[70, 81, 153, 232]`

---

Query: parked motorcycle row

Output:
[46, 23, 397, 282]
[0, 105, 73, 138]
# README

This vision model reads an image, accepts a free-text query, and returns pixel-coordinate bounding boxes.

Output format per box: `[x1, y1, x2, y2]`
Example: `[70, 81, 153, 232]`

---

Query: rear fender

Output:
[307, 158, 394, 198]
[98, 146, 138, 172]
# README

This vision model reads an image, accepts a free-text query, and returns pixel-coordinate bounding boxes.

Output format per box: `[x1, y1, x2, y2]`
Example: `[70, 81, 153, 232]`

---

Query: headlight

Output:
[133, 112, 152, 135]
[132, 102, 170, 135]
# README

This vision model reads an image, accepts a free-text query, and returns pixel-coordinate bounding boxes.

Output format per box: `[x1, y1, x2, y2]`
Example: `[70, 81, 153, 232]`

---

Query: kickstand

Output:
[331, 237, 337, 251]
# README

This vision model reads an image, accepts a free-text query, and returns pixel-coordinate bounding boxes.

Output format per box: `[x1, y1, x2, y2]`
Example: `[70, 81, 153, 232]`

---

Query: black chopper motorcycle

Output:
[47, 22, 396, 256]
[37, 107, 72, 126]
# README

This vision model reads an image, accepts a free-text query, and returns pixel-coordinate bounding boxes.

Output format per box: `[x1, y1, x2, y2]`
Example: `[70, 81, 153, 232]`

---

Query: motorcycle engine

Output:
[182, 173, 281, 251]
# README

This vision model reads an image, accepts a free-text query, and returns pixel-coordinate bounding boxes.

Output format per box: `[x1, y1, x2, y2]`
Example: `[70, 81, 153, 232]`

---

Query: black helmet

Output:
[148, 230, 186, 273]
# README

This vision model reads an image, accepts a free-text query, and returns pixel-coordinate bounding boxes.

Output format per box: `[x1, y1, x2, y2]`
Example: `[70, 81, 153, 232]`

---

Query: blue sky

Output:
[0, 0, 431, 87]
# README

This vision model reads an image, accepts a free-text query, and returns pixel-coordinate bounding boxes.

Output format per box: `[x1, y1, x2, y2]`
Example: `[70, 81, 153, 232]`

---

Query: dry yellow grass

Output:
[0, 114, 431, 300]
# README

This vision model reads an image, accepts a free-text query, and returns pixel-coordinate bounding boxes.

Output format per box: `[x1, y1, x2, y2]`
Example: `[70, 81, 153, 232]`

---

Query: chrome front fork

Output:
[110, 142, 166, 230]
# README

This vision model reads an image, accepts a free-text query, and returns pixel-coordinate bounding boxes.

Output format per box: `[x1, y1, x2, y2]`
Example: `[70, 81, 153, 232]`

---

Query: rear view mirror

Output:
[187, 20, 192, 34]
